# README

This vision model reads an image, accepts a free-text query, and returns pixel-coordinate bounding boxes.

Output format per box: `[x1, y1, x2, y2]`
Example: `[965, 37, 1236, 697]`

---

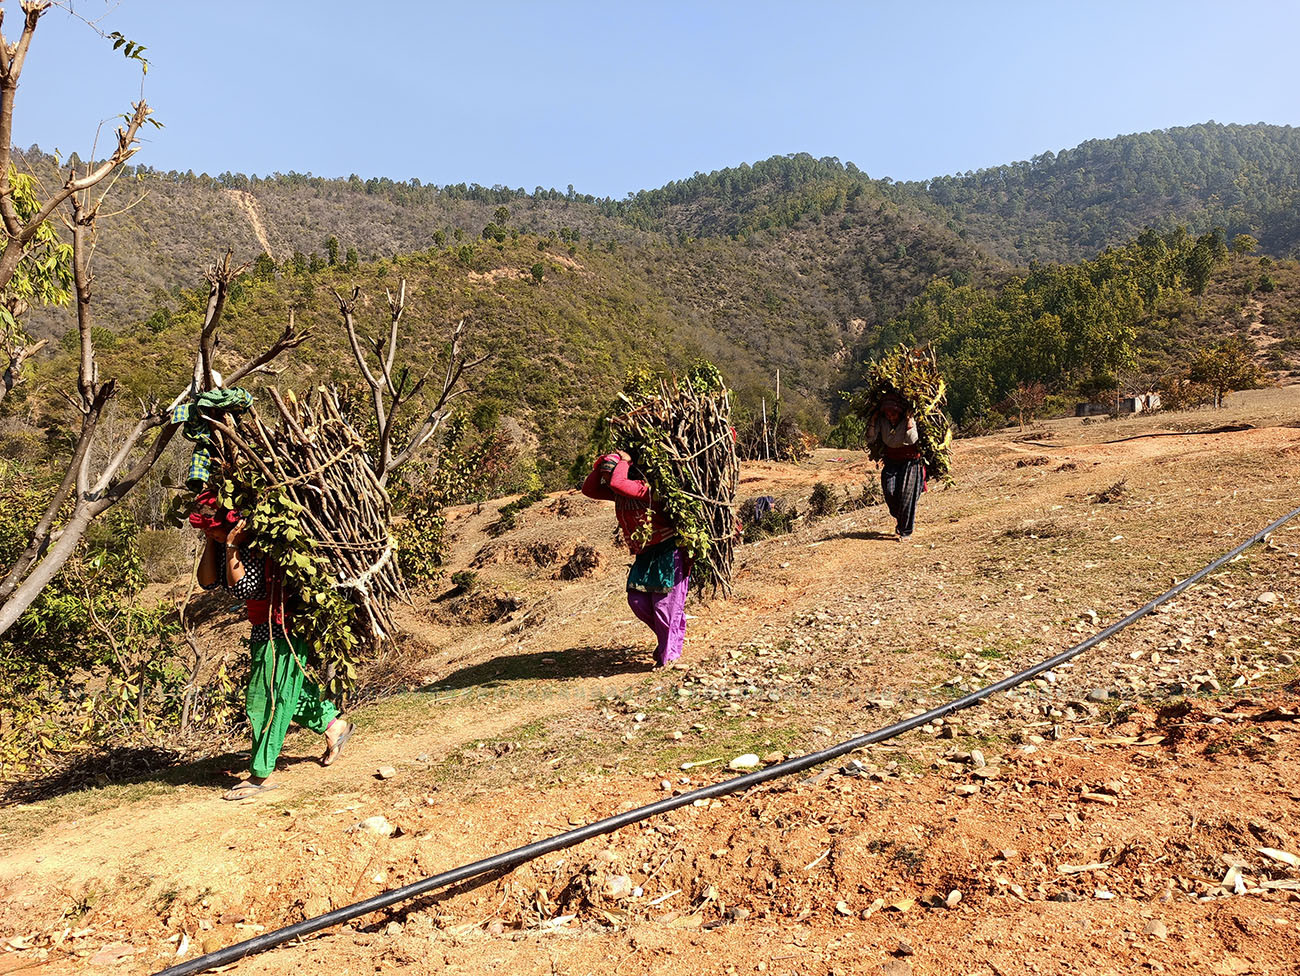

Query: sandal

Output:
[222, 780, 279, 801]
[322, 720, 354, 767]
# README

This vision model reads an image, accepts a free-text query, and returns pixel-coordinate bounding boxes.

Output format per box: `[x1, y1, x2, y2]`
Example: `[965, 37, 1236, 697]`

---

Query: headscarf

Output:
[878, 392, 908, 415]
[188, 489, 242, 532]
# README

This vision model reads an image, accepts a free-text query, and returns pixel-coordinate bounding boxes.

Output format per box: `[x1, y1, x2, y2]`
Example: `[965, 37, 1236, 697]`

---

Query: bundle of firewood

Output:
[607, 363, 740, 596]
[207, 387, 404, 690]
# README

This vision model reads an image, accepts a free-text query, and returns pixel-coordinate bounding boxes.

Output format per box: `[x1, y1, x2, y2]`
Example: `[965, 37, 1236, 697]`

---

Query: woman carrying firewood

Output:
[581, 451, 689, 669]
[874, 393, 925, 540]
[193, 491, 354, 800]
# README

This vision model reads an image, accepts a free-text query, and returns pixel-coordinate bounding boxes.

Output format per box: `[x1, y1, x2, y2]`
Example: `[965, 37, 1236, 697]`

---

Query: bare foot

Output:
[223, 777, 278, 801]
[322, 719, 354, 767]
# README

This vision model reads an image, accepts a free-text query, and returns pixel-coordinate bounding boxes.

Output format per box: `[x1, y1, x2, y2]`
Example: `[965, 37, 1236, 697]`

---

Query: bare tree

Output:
[1006, 381, 1047, 430]
[333, 279, 487, 484]
[0, 6, 151, 291]
[0, 5, 153, 406]
[0, 198, 305, 635]
[0, 4, 309, 638]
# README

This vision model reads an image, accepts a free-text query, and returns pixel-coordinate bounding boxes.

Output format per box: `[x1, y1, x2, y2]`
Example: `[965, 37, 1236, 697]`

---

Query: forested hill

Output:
[11, 149, 656, 335]
[13, 148, 983, 338]
[20, 119, 1300, 335]
[12, 178, 992, 482]
[616, 153, 916, 238]
[904, 122, 1300, 264]
[8, 121, 1300, 479]
[19, 121, 1300, 339]
[12, 149, 993, 429]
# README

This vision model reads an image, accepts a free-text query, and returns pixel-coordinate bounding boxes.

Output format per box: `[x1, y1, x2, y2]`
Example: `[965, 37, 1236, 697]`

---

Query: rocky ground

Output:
[2, 387, 1299, 976]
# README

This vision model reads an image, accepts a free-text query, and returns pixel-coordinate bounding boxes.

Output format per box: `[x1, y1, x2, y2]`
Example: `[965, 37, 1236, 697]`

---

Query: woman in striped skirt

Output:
[874, 394, 925, 540]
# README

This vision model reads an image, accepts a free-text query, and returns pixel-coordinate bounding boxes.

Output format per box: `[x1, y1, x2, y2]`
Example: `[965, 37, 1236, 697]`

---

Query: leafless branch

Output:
[225, 309, 310, 386]
[95, 187, 149, 221]
[0, 237, 290, 637]
[0, 8, 148, 407]
[335, 279, 486, 484]
[195, 250, 247, 391]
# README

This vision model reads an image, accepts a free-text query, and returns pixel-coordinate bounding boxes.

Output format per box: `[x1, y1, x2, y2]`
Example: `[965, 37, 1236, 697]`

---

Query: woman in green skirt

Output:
[194, 492, 353, 800]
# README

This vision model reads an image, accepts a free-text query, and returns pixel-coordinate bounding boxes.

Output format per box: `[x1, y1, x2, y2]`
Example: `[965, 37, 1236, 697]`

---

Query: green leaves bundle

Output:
[606, 362, 740, 596]
[850, 344, 955, 482]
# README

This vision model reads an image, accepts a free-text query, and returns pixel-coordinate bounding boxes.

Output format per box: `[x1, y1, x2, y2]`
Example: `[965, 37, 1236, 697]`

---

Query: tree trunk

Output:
[136, 653, 148, 730]
[0, 504, 96, 634]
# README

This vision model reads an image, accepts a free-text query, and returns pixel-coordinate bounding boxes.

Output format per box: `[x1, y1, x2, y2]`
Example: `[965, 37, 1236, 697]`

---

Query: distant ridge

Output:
[902, 121, 1300, 263]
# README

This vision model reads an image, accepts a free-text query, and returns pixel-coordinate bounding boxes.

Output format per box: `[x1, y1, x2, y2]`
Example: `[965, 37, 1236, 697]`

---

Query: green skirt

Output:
[245, 634, 337, 778]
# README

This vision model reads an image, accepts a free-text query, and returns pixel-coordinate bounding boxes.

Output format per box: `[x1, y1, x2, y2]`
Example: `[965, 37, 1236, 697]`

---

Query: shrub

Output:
[558, 544, 602, 580]
[738, 496, 797, 542]
[736, 414, 810, 462]
[807, 481, 838, 519]
[1094, 478, 1128, 504]
[0, 496, 226, 783]
[824, 414, 870, 450]
[1157, 375, 1215, 411]
[395, 420, 518, 584]
[842, 481, 882, 511]
[449, 569, 478, 593]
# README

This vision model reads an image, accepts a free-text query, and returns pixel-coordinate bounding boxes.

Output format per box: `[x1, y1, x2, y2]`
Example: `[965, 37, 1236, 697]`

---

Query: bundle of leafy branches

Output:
[604, 362, 740, 596]
[849, 344, 954, 482]
[210, 387, 405, 697]
[735, 413, 810, 463]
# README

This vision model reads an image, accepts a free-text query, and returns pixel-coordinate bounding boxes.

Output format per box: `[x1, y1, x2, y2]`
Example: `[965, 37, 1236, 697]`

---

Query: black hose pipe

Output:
[155, 504, 1300, 976]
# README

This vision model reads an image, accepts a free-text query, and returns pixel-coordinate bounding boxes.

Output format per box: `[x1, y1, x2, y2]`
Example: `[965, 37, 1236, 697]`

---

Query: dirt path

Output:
[2, 389, 1299, 975]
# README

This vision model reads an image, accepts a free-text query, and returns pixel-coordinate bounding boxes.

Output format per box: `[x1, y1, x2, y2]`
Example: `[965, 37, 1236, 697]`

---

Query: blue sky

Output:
[13, 1, 1300, 197]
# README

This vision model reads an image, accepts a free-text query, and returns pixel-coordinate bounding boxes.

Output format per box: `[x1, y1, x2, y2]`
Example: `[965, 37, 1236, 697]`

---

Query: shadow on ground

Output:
[0, 741, 337, 806]
[4, 645, 649, 806]
[822, 529, 897, 542]
[421, 643, 648, 694]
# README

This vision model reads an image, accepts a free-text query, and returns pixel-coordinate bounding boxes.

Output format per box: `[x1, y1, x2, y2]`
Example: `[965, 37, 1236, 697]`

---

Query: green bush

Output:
[394, 420, 518, 584]
[0, 487, 224, 781]
[739, 496, 797, 543]
[487, 488, 546, 537]
[807, 481, 838, 519]
[825, 413, 870, 449]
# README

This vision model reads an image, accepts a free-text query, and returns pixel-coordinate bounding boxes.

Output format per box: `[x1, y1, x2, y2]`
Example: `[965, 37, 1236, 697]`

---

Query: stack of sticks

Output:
[610, 371, 740, 596]
[209, 386, 405, 644]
